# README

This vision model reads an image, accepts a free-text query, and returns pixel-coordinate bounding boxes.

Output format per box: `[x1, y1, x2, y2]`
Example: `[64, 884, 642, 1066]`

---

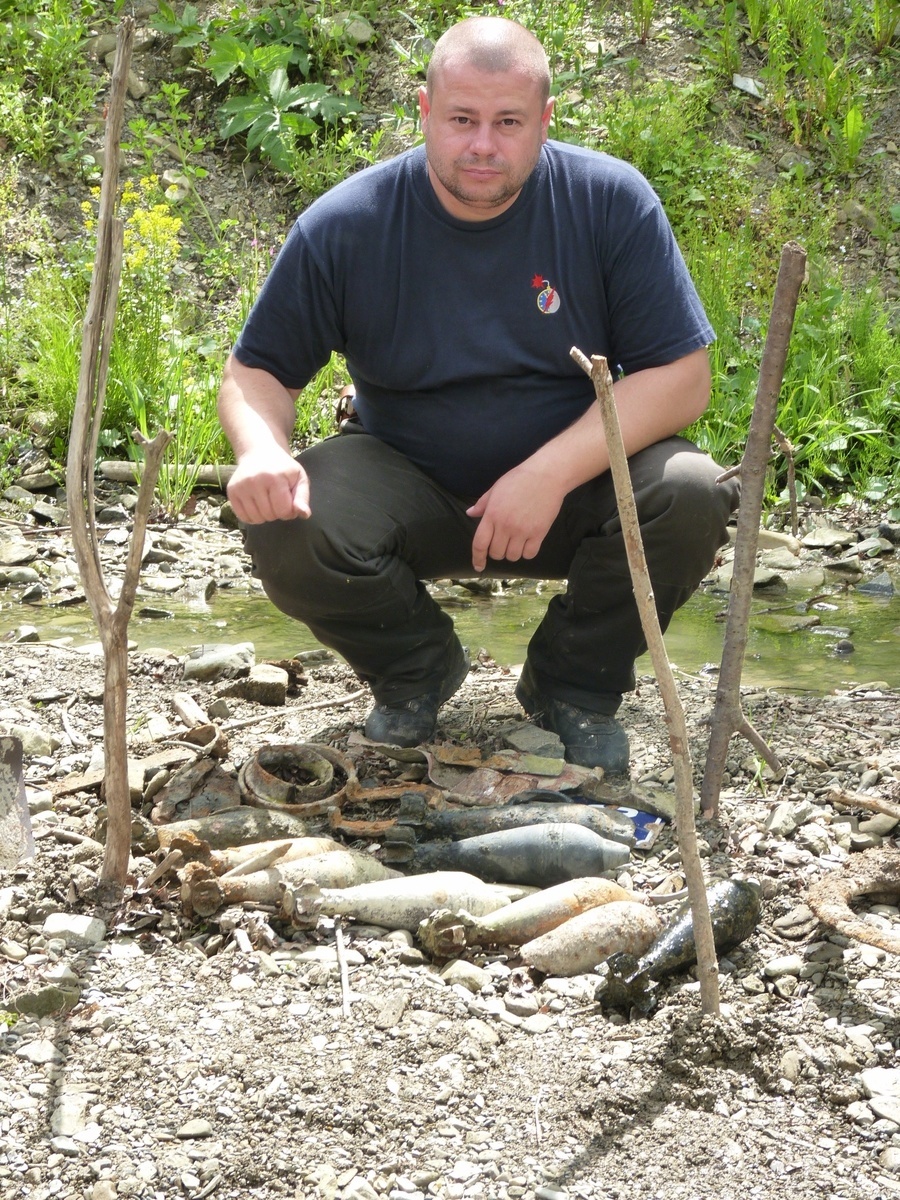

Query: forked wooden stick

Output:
[700, 242, 807, 817]
[571, 347, 720, 1016]
[66, 20, 173, 897]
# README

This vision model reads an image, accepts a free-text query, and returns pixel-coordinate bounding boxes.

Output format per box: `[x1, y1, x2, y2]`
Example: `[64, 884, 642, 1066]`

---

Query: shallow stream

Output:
[8, 575, 899, 695]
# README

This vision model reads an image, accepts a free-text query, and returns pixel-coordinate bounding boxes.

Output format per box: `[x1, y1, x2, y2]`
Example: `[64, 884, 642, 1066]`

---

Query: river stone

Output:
[870, 1096, 900, 1125]
[0, 566, 40, 584]
[12, 985, 78, 1018]
[42, 912, 107, 948]
[0, 539, 37, 565]
[442, 959, 491, 993]
[501, 722, 565, 759]
[183, 642, 255, 681]
[860, 1068, 900, 1100]
[856, 571, 894, 596]
[176, 1119, 213, 1139]
[802, 527, 855, 549]
[823, 558, 863, 578]
[760, 548, 803, 571]
[17, 1038, 63, 1064]
[763, 954, 803, 978]
[855, 536, 893, 557]
[765, 801, 801, 837]
[859, 813, 899, 836]
[16, 472, 57, 491]
[31, 500, 66, 524]
[754, 613, 821, 634]
[218, 663, 288, 705]
[880, 1147, 900, 1174]
[2, 723, 56, 756]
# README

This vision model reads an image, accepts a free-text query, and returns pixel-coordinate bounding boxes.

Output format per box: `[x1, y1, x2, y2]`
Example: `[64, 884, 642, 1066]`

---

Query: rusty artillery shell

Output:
[520, 900, 662, 977]
[157, 807, 311, 851]
[211, 836, 342, 875]
[180, 849, 401, 917]
[281, 870, 512, 932]
[474, 876, 639, 943]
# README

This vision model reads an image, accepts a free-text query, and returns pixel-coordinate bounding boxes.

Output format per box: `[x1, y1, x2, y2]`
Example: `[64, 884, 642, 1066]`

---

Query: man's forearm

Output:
[524, 347, 712, 492]
[217, 354, 301, 459]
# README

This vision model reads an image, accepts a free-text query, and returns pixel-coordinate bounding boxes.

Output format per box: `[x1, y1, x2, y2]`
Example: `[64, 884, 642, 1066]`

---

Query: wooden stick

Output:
[98, 460, 235, 488]
[700, 242, 807, 818]
[571, 346, 720, 1015]
[772, 424, 798, 538]
[334, 918, 353, 1019]
[64, 21, 173, 895]
[828, 787, 900, 823]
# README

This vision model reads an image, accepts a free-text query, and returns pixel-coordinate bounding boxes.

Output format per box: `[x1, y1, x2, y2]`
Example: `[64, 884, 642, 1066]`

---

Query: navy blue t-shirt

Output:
[233, 141, 713, 497]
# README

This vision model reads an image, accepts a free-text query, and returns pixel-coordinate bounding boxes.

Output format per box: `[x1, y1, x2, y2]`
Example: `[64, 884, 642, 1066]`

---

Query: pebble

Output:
[441, 960, 491, 993]
[521, 1013, 554, 1035]
[17, 1039, 63, 1065]
[41, 913, 106, 948]
[176, 1120, 213, 1139]
[763, 954, 804, 978]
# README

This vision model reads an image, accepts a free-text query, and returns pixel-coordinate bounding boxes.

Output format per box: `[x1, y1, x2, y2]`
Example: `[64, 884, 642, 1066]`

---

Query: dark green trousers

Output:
[242, 430, 739, 711]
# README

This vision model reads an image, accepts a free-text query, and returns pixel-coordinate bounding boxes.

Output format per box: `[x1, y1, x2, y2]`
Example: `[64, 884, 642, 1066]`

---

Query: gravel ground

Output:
[1, 490, 899, 1200]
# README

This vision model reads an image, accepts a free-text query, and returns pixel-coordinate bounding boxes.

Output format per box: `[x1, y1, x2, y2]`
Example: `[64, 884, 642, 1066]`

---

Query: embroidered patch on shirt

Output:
[532, 274, 561, 314]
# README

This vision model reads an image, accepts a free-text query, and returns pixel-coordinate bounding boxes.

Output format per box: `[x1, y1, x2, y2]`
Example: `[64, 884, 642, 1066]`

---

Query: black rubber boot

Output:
[364, 643, 470, 747]
[515, 662, 630, 775]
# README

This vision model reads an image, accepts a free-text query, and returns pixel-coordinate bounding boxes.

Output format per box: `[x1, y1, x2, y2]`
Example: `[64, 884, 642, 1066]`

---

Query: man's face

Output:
[419, 61, 553, 221]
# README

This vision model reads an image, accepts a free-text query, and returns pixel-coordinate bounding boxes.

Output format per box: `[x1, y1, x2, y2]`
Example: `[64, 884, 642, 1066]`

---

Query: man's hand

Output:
[466, 466, 566, 572]
[227, 447, 311, 525]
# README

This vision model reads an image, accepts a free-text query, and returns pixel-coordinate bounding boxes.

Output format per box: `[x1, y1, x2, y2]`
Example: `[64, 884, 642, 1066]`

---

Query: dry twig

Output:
[334, 918, 353, 1019]
[700, 242, 807, 818]
[65, 20, 173, 895]
[571, 346, 720, 1015]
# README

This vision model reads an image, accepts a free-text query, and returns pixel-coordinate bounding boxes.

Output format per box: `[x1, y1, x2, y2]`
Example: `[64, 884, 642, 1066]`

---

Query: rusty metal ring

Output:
[239, 743, 337, 813]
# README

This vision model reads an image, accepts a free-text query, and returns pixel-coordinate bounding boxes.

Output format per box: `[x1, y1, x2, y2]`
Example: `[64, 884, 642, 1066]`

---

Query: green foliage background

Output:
[0, 0, 898, 513]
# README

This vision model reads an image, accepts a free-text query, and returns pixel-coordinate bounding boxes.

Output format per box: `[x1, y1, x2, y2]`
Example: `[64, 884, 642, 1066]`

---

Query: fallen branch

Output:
[828, 787, 900, 823]
[99, 460, 235, 488]
[700, 241, 807, 818]
[808, 847, 900, 955]
[571, 346, 720, 1016]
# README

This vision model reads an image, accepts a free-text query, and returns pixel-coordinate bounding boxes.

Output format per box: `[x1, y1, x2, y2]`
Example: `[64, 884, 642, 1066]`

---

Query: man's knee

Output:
[634, 439, 738, 532]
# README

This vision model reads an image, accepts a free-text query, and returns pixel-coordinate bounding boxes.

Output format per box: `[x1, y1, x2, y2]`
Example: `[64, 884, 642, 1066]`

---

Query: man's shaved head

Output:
[426, 17, 551, 105]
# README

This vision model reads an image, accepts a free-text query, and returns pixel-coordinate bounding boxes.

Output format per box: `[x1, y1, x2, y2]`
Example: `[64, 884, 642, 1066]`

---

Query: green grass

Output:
[0, 0, 898, 512]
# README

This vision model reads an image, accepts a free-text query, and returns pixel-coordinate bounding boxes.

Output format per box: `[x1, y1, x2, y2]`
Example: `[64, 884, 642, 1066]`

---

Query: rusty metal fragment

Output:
[150, 758, 241, 824]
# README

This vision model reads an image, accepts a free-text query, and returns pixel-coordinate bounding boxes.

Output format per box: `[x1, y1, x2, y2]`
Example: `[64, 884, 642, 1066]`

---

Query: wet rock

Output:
[856, 571, 894, 596]
[0, 566, 40, 584]
[183, 642, 255, 681]
[823, 558, 863, 579]
[0, 539, 37, 565]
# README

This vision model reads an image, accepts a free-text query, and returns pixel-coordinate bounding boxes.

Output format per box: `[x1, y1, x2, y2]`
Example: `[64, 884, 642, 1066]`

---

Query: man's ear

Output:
[418, 86, 431, 128]
[541, 98, 554, 141]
